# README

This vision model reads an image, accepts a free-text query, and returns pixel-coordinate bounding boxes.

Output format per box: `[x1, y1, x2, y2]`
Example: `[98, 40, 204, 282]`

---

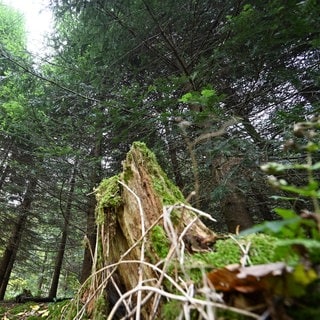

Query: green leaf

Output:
[260, 162, 287, 174]
[280, 184, 319, 197]
[311, 162, 320, 170]
[274, 208, 298, 219]
[179, 92, 193, 103]
[305, 141, 320, 152]
[271, 195, 302, 201]
[241, 217, 302, 238]
[200, 89, 216, 98]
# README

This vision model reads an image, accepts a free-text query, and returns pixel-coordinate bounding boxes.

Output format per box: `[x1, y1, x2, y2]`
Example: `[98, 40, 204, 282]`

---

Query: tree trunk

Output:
[165, 124, 184, 189]
[49, 165, 77, 299]
[80, 132, 103, 283]
[0, 178, 37, 300]
[211, 156, 254, 232]
[0, 140, 13, 190]
[0, 255, 15, 300]
[221, 187, 253, 233]
[80, 193, 97, 284]
[37, 250, 48, 295]
[82, 142, 216, 319]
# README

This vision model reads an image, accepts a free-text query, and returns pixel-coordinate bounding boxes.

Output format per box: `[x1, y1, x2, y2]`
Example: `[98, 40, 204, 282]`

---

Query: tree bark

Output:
[165, 124, 184, 189]
[80, 193, 97, 283]
[0, 178, 37, 300]
[80, 132, 103, 283]
[0, 139, 13, 190]
[37, 250, 48, 295]
[49, 164, 77, 299]
[221, 187, 253, 233]
[211, 155, 254, 232]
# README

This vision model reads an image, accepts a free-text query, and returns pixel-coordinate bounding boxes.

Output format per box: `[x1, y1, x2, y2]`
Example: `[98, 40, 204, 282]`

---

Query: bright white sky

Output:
[1, 0, 53, 55]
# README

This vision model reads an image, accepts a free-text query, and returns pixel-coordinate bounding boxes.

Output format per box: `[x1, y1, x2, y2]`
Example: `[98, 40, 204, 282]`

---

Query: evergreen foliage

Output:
[0, 0, 319, 316]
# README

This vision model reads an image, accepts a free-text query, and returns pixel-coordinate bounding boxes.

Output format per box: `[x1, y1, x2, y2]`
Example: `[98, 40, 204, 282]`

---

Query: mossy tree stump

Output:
[85, 142, 216, 319]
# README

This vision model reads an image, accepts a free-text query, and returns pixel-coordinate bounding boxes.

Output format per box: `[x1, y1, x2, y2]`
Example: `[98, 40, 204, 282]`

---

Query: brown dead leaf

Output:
[207, 262, 291, 293]
[237, 262, 291, 278]
[207, 264, 265, 293]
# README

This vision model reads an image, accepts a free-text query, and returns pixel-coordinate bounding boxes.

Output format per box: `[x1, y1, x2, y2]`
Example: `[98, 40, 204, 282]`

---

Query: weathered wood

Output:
[85, 142, 216, 318]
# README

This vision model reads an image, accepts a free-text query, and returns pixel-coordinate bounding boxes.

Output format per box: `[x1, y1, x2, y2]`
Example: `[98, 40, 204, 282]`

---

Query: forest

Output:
[0, 0, 319, 319]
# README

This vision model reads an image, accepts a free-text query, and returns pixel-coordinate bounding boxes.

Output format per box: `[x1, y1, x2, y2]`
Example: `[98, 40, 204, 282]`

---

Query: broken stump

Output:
[84, 142, 216, 319]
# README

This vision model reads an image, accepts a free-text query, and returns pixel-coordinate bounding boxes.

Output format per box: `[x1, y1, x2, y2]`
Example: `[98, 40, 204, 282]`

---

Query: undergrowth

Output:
[54, 118, 320, 319]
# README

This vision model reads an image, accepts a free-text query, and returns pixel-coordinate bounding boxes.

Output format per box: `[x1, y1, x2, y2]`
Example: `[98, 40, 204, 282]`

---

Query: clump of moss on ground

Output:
[199, 234, 281, 267]
[51, 298, 90, 320]
[161, 300, 182, 320]
[246, 234, 281, 264]
[47, 300, 76, 319]
[184, 234, 288, 282]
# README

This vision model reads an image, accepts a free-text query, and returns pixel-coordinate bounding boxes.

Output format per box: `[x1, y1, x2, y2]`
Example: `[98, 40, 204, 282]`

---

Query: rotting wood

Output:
[82, 141, 216, 319]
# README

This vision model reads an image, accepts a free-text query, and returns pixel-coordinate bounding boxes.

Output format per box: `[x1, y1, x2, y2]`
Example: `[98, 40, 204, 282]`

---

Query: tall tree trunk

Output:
[37, 251, 48, 295]
[0, 178, 37, 300]
[80, 193, 97, 284]
[0, 139, 13, 190]
[0, 255, 15, 300]
[211, 156, 254, 232]
[165, 124, 184, 189]
[49, 165, 77, 299]
[255, 192, 274, 221]
[221, 187, 253, 233]
[80, 133, 103, 283]
[0, 164, 11, 190]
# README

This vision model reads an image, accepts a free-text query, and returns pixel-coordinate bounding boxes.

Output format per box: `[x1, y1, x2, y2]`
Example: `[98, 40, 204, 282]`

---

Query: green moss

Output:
[150, 225, 170, 259]
[245, 234, 279, 265]
[162, 297, 248, 320]
[8, 302, 35, 316]
[168, 209, 182, 225]
[184, 234, 285, 282]
[131, 141, 159, 164]
[217, 309, 249, 319]
[56, 297, 89, 320]
[0, 303, 22, 317]
[184, 259, 206, 283]
[177, 234, 285, 285]
[92, 294, 109, 320]
[97, 175, 122, 208]
[152, 176, 184, 205]
[47, 300, 76, 319]
[129, 142, 185, 205]
[192, 239, 242, 269]
[122, 164, 133, 183]
[161, 300, 182, 320]
[95, 175, 122, 225]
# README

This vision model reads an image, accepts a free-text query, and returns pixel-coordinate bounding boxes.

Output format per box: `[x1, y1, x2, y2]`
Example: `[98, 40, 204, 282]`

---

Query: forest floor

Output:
[0, 300, 68, 319]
